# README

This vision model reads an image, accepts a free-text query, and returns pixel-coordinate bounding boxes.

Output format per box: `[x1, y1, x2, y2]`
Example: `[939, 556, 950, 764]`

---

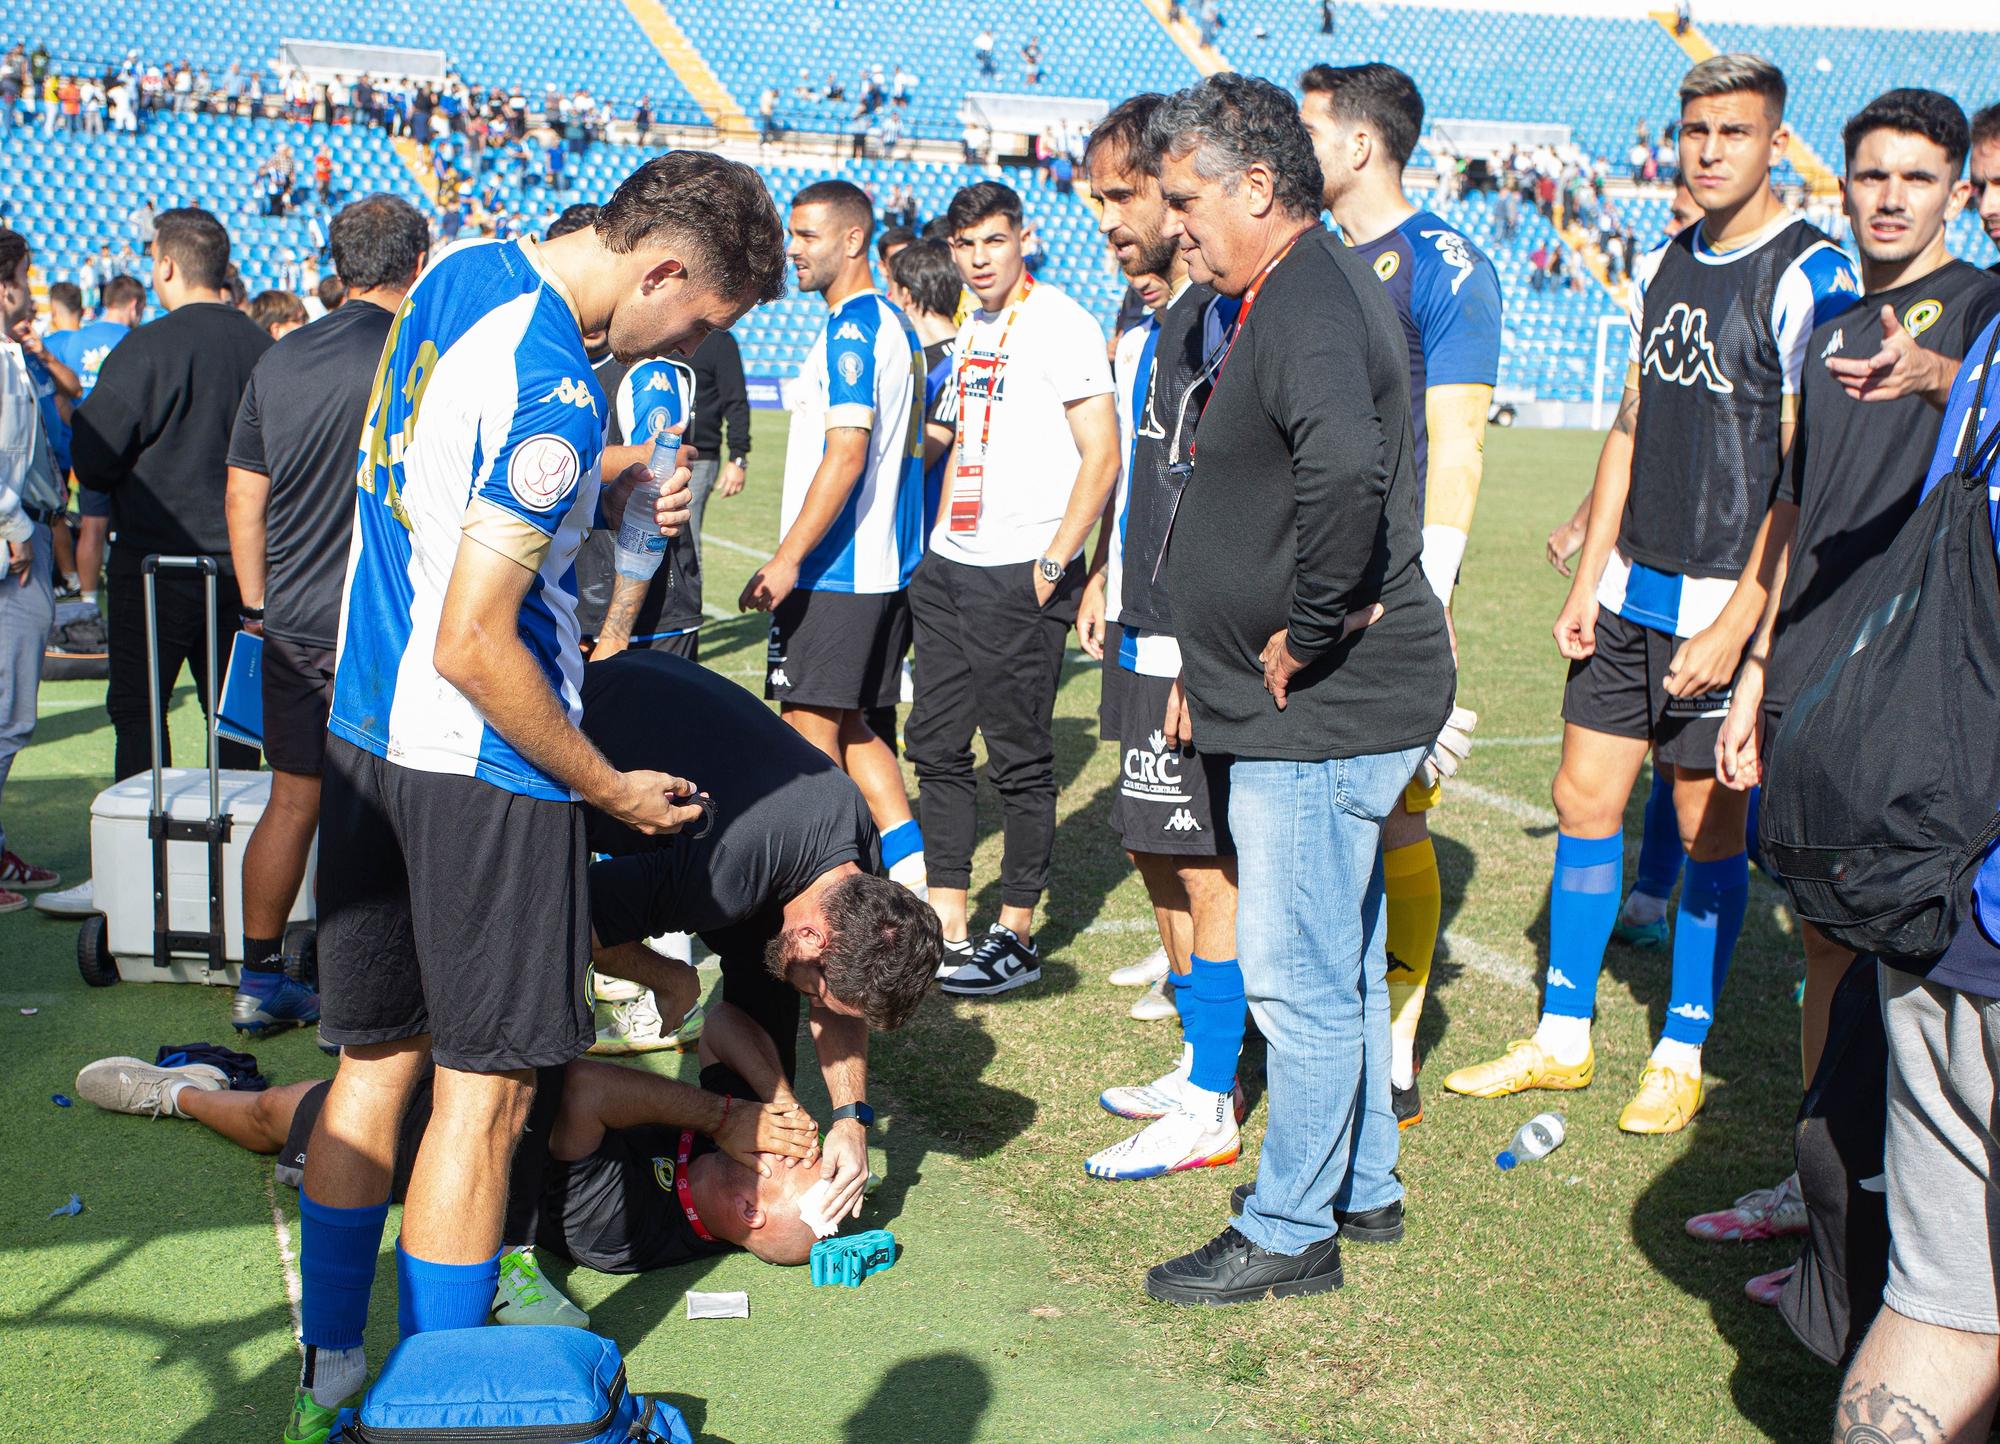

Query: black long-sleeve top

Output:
[686, 329, 751, 462]
[71, 301, 272, 574]
[1166, 229, 1454, 761]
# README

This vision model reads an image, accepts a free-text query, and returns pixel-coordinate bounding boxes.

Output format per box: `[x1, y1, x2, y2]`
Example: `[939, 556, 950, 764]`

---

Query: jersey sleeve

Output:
[464, 365, 604, 567]
[1925, 315, 2000, 498]
[1774, 243, 1862, 398]
[925, 346, 959, 430]
[1411, 231, 1503, 388]
[1048, 296, 1113, 403]
[225, 368, 269, 476]
[824, 308, 878, 431]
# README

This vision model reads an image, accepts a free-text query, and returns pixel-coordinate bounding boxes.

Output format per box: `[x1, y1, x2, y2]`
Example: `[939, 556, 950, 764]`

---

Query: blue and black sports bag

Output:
[338, 1326, 692, 1444]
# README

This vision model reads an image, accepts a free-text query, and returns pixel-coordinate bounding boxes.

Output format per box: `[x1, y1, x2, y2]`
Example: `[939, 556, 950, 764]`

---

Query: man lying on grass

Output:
[76, 998, 844, 1305]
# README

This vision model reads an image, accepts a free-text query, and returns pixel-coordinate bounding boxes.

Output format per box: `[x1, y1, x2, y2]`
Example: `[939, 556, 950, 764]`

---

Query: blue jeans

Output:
[1231, 745, 1427, 1256]
[0, 522, 54, 858]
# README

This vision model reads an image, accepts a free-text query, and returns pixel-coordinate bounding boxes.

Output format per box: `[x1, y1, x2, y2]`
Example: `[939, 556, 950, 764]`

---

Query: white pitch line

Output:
[699, 531, 767, 560]
[264, 1170, 304, 1349]
[1471, 734, 1564, 747]
[1452, 780, 1559, 830]
[1439, 930, 1537, 990]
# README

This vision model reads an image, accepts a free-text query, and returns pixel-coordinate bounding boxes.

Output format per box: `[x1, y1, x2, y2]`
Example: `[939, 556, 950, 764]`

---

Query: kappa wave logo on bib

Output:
[1419, 228, 1477, 295]
[506, 434, 581, 512]
[1164, 808, 1203, 833]
[643, 370, 678, 392]
[833, 321, 866, 342]
[540, 376, 599, 415]
[1642, 302, 1734, 395]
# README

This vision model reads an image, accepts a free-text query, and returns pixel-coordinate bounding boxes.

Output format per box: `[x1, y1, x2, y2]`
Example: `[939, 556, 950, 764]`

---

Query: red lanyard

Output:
[675, 1129, 717, 1244]
[1193, 225, 1319, 456]
[954, 272, 1036, 460]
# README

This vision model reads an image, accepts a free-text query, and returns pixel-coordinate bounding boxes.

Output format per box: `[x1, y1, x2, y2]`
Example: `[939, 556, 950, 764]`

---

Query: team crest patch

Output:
[508, 434, 581, 512]
[1903, 299, 1943, 339]
[1373, 252, 1399, 283]
[653, 1156, 676, 1192]
[838, 350, 865, 386]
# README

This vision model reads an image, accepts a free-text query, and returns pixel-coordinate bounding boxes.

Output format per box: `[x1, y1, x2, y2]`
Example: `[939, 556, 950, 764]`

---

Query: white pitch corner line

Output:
[265, 1169, 305, 1349]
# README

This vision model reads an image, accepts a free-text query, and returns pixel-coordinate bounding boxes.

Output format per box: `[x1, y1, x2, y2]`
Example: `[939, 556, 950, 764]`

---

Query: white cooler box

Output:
[89, 768, 315, 985]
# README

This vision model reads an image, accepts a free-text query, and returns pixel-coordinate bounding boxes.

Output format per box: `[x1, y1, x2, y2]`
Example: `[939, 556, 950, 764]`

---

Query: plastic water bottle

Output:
[1495, 1111, 1566, 1170]
[613, 428, 681, 583]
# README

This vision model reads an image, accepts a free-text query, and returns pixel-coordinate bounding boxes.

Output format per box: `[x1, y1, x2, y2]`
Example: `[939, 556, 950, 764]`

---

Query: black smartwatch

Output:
[1036, 556, 1065, 584]
[829, 1101, 875, 1128]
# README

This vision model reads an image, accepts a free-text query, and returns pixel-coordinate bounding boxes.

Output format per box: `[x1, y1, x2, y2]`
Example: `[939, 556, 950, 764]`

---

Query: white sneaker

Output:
[1129, 974, 1178, 1021]
[588, 993, 686, 1055]
[1100, 1045, 1192, 1119]
[1109, 945, 1170, 988]
[1084, 1090, 1241, 1180]
[588, 969, 645, 1005]
[34, 877, 97, 918]
[492, 1247, 591, 1328]
[934, 935, 973, 979]
[74, 1056, 227, 1117]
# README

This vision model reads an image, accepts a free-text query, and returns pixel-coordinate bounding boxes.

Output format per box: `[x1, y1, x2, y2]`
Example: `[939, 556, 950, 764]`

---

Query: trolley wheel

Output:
[283, 922, 318, 989]
[77, 914, 119, 987]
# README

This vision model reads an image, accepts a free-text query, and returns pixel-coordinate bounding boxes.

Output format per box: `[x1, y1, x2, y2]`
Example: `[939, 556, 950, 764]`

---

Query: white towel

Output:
[797, 1179, 843, 1239]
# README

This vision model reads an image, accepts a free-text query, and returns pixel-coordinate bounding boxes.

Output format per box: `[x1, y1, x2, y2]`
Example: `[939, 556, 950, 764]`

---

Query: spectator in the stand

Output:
[1021, 38, 1041, 86]
[975, 27, 996, 76]
[1198, 0, 1222, 48]
[635, 94, 652, 148]
[0, 226, 64, 909]
[759, 86, 780, 145]
[313, 145, 334, 204]
[71, 208, 270, 794]
[1321, 0, 1335, 34]
[684, 328, 752, 561]
[248, 290, 308, 341]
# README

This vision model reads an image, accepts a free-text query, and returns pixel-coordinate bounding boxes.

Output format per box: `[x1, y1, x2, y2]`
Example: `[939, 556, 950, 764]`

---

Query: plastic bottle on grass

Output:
[614, 427, 681, 584]
[1496, 1112, 1566, 1170]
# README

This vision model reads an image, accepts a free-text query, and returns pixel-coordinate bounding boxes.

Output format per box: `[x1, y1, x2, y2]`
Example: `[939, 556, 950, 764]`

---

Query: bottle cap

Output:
[1495, 1151, 1517, 1170]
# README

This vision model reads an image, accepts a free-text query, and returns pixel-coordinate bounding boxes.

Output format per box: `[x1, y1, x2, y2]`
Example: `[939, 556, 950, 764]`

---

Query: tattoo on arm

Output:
[597, 574, 647, 651]
[1834, 1381, 1948, 1443]
[1612, 389, 1640, 437]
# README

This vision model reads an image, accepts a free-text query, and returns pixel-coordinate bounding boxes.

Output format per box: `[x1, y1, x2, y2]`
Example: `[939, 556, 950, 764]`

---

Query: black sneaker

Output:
[1144, 1225, 1341, 1306]
[1393, 1076, 1422, 1130]
[938, 925, 1040, 997]
[934, 935, 974, 979]
[1228, 1187, 1405, 1244]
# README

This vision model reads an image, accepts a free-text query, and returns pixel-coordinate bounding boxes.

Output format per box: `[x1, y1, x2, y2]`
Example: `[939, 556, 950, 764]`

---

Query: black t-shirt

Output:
[580, 651, 876, 953]
[225, 299, 393, 646]
[1166, 231, 1454, 761]
[1767, 261, 2000, 711]
[71, 301, 273, 573]
[536, 1063, 751, 1273]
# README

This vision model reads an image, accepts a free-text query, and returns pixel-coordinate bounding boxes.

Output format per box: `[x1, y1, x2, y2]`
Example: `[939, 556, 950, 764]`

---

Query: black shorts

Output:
[1561, 607, 1733, 771]
[1100, 653, 1231, 857]
[315, 737, 593, 1072]
[261, 633, 335, 776]
[765, 588, 911, 712]
[1097, 621, 1126, 741]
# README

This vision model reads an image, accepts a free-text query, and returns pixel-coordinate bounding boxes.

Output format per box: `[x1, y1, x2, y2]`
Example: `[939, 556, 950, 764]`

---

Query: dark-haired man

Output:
[885, 238, 962, 536]
[741, 180, 928, 901]
[1446, 55, 1860, 1136]
[1300, 62, 1501, 1128]
[916, 180, 1118, 996]
[74, 206, 271, 785]
[223, 193, 431, 1038]
[1972, 104, 1999, 268]
[1144, 73, 1453, 1305]
[288, 152, 786, 1444]
[42, 271, 142, 604]
[1695, 87, 2000, 1305]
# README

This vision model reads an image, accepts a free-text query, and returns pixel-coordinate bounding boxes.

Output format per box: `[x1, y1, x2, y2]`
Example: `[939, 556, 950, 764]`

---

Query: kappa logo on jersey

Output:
[1164, 808, 1203, 833]
[540, 376, 600, 414]
[1820, 329, 1845, 361]
[506, 433, 581, 512]
[769, 667, 791, 689]
[81, 344, 113, 377]
[1903, 299, 1943, 340]
[833, 321, 866, 342]
[1643, 302, 1735, 395]
[642, 370, 677, 392]
[837, 350, 865, 386]
[1372, 251, 1399, 283]
[1420, 228, 1477, 295]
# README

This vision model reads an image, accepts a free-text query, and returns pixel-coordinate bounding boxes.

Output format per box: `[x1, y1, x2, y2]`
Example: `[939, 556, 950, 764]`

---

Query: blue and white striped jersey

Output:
[1104, 315, 1156, 630]
[780, 289, 926, 594]
[330, 237, 605, 802]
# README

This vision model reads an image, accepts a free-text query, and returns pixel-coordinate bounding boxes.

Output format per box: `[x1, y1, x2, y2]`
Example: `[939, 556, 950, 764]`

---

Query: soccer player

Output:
[1444, 55, 1860, 1134]
[1071, 93, 1248, 1181]
[1300, 62, 1502, 1127]
[885, 238, 962, 535]
[740, 181, 928, 900]
[1694, 90, 1999, 1301]
[223, 195, 431, 1038]
[288, 154, 784, 1444]
[915, 180, 1118, 996]
[1973, 104, 1999, 267]
[44, 272, 142, 601]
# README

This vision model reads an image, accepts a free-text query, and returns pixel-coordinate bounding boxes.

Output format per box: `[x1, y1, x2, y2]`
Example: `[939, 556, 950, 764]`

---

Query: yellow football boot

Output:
[1442, 1039, 1595, 1098]
[1617, 1063, 1705, 1134]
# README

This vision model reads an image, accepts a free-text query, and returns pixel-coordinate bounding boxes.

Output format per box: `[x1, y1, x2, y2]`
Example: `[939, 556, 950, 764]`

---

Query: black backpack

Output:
[1760, 329, 2000, 960]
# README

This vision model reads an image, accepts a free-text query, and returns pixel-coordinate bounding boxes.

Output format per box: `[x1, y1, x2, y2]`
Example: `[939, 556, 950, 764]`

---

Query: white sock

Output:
[1649, 1037, 1703, 1074]
[1180, 1084, 1235, 1135]
[1165, 1041, 1194, 1083]
[301, 1343, 368, 1409]
[1620, 890, 1670, 926]
[163, 1079, 193, 1116]
[1532, 1012, 1593, 1066]
[1390, 1035, 1417, 1090]
[888, 851, 927, 890]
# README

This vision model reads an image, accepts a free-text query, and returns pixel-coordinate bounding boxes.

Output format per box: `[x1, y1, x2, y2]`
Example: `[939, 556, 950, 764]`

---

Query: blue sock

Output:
[1170, 970, 1194, 1025]
[396, 1240, 501, 1338]
[1662, 852, 1750, 1046]
[1184, 954, 1246, 1095]
[1744, 786, 1764, 876]
[299, 1191, 388, 1352]
[879, 819, 924, 870]
[1543, 831, 1623, 1018]
[1633, 770, 1683, 900]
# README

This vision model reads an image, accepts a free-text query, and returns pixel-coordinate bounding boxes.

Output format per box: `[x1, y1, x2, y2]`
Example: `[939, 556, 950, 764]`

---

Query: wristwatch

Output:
[829, 1101, 875, 1128]
[1036, 556, 1065, 585]
[729, 455, 748, 469]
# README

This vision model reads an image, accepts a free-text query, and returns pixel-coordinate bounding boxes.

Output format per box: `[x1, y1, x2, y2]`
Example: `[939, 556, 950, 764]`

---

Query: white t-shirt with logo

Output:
[930, 282, 1111, 568]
